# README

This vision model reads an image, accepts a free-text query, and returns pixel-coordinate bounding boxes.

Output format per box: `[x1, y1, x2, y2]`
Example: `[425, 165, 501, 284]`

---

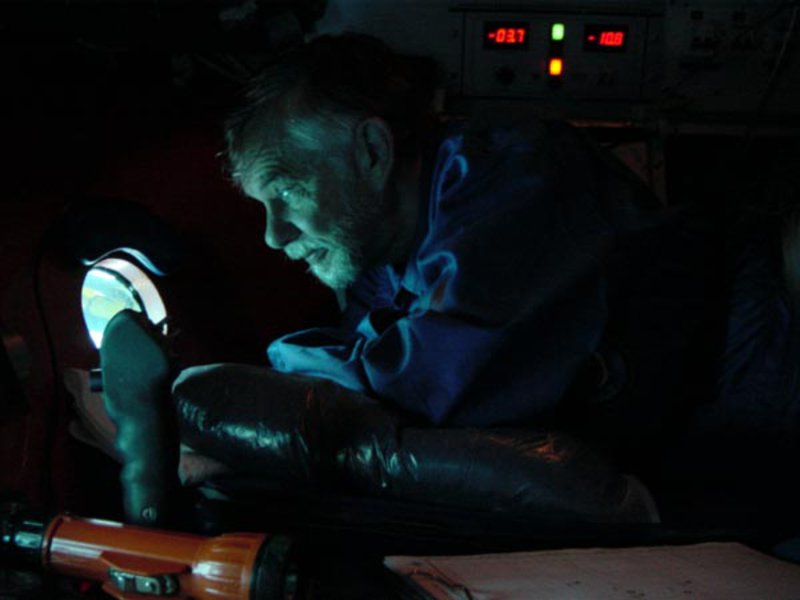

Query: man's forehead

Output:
[237, 109, 352, 197]
[238, 150, 282, 198]
[238, 133, 302, 194]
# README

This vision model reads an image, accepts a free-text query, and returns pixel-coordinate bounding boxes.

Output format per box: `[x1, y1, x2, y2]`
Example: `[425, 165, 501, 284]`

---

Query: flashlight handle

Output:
[2, 507, 296, 600]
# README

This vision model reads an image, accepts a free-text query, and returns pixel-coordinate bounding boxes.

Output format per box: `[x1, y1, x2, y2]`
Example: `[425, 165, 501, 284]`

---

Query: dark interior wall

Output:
[0, 3, 337, 512]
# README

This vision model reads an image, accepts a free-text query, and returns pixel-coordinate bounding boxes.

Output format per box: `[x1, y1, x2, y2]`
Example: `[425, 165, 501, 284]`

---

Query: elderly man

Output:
[221, 33, 687, 429]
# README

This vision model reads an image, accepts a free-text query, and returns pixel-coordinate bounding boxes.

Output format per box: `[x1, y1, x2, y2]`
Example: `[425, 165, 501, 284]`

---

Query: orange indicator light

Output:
[548, 58, 563, 76]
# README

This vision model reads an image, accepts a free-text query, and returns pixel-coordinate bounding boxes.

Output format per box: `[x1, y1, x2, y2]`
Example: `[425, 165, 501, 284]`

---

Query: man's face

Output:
[241, 119, 385, 290]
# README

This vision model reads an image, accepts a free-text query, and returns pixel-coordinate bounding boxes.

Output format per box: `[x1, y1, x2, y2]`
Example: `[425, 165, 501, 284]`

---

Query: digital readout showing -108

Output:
[583, 24, 628, 52]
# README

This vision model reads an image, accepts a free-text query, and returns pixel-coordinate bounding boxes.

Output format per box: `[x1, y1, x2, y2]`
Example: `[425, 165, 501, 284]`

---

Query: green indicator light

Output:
[551, 23, 565, 41]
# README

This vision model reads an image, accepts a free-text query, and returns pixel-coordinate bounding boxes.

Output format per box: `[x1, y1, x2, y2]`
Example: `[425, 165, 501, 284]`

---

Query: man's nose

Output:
[264, 211, 299, 250]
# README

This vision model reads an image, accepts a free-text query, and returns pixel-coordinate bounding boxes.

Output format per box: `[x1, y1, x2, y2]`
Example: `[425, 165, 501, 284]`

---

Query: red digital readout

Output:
[486, 27, 526, 45]
[586, 31, 625, 46]
[584, 25, 628, 52]
[484, 22, 530, 50]
[600, 30, 625, 46]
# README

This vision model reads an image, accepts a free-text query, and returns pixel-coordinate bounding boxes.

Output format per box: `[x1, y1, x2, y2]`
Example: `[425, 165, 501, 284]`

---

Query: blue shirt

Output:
[268, 114, 666, 426]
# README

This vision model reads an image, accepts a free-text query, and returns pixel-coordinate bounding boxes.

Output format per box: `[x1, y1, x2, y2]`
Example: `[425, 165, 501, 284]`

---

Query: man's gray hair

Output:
[223, 33, 440, 187]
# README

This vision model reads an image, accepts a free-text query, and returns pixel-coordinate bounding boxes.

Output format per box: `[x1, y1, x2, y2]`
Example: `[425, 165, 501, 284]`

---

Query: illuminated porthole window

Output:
[81, 257, 167, 349]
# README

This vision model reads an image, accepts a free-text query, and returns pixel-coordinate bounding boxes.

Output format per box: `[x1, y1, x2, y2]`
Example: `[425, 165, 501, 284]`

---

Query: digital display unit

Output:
[583, 24, 629, 52]
[483, 22, 529, 50]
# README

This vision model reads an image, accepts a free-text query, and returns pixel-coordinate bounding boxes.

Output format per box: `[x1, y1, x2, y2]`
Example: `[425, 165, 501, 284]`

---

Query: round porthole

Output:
[81, 257, 167, 349]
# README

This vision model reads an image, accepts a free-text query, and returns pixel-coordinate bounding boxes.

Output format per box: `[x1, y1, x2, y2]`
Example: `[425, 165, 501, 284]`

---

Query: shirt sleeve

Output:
[268, 118, 658, 426]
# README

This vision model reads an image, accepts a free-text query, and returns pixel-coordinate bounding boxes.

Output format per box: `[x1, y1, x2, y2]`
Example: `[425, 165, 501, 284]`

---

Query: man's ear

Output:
[354, 117, 394, 192]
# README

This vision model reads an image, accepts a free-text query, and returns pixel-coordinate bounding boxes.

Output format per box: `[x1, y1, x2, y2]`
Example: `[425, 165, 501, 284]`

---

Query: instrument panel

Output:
[317, 0, 800, 125]
[463, 12, 650, 100]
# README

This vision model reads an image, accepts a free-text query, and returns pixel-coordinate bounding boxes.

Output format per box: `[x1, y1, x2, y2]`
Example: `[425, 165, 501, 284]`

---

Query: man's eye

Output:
[279, 187, 302, 206]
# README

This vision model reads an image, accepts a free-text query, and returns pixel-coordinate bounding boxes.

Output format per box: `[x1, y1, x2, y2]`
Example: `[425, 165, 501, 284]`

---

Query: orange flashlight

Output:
[2, 507, 297, 600]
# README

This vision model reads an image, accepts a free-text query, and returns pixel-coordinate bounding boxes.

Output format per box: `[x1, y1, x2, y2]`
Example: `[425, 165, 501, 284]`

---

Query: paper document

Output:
[385, 542, 800, 599]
